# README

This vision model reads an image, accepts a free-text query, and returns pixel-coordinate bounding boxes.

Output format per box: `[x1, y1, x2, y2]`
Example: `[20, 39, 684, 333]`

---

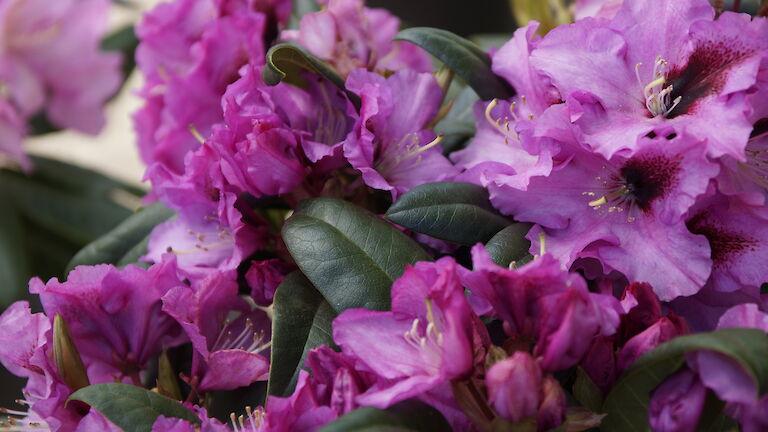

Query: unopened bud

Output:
[53, 314, 90, 392]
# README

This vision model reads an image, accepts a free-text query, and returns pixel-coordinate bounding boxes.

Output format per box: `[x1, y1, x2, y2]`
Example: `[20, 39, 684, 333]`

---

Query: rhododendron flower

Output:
[134, 0, 275, 174]
[529, 0, 768, 160]
[281, 0, 431, 77]
[162, 270, 271, 392]
[461, 245, 621, 371]
[573, 0, 623, 21]
[485, 352, 541, 423]
[333, 258, 487, 411]
[511, 131, 718, 301]
[0, 0, 120, 169]
[343, 68, 458, 197]
[648, 368, 708, 432]
[30, 257, 186, 379]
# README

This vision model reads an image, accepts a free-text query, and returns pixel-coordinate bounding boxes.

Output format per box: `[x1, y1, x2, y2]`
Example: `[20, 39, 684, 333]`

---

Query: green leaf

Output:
[435, 86, 479, 154]
[1, 172, 132, 245]
[101, 26, 140, 87]
[573, 367, 603, 414]
[394, 27, 514, 101]
[282, 198, 431, 312]
[69, 383, 200, 432]
[288, 0, 320, 29]
[0, 185, 29, 306]
[601, 328, 768, 432]
[268, 271, 337, 397]
[263, 43, 361, 110]
[29, 156, 145, 199]
[385, 182, 511, 245]
[318, 400, 453, 432]
[484, 223, 533, 268]
[66, 203, 174, 272]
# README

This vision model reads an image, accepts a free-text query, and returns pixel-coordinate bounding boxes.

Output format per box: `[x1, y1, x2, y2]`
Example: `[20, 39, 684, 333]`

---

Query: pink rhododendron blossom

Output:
[0, 0, 120, 169]
[333, 258, 486, 416]
[162, 270, 271, 392]
[343, 68, 458, 197]
[281, 0, 431, 77]
[485, 352, 541, 423]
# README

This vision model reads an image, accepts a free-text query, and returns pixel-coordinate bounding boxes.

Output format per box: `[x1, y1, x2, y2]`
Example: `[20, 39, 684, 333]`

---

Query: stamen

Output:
[636, 56, 679, 117]
[539, 233, 547, 256]
[188, 124, 206, 144]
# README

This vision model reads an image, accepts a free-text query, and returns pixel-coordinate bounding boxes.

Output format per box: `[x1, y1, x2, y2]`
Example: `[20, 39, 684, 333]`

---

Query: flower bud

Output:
[485, 351, 542, 422]
[618, 317, 685, 372]
[648, 368, 707, 432]
[53, 314, 90, 392]
[537, 375, 566, 431]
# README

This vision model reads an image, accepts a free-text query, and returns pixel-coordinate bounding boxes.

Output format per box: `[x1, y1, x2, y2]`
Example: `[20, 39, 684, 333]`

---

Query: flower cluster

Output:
[0, 0, 121, 170]
[1, 0, 767, 431]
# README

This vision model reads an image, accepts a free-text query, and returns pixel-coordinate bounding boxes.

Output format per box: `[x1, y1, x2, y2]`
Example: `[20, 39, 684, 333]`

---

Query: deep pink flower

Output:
[281, 0, 431, 77]
[617, 314, 688, 372]
[485, 352, 542, 423]
[161, 270, 271, 392]
[648, 368, 708, 432]
[134, 0, 269, 174]
[333, 258, 487, 410]
[343, 68, 458, 198]
[30, 257, 186, 377]
[246, 259, 294, 306]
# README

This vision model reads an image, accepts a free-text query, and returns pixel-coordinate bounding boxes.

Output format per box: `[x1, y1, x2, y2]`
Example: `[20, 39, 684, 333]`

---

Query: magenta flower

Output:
[281, 0, 431, 77]
[462, 245, 620, 371]
[162, 270, 271, 392]
[617, 314, 688, 372]
[499, 130, 718, 301]
[485, 352, 541, 423]
[648, 368, 708, 432]
[246, 259, 294, 306]
[30, 257, 186, 379]
[343, 68, 458, 198]
[527, 0, 767, 160]
[333, 258, 486, 410]
[134, 0, 269, 174]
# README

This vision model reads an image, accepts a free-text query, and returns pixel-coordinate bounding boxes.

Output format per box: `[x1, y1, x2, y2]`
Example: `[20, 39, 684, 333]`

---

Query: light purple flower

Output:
[573, 0, 623, 20]
[528, 0, 767, 160]
[686, 191, 768, 293]
[502, 130, 718, 301]
[30, 257, 186, 379]
[333, 258, 487, 410]
[0, 0, 120, 168]
[648, 368, 708, 432]
[343, 68, 458, 198]
[281, 0, 431, 77]
[162, 269, 271, 392]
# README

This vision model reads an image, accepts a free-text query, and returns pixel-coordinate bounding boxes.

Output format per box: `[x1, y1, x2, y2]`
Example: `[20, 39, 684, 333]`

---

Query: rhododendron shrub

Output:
[1, 0, 768, 431]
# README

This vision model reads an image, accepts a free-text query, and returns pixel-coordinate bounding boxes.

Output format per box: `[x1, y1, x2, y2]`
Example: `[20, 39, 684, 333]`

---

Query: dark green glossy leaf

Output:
[69, 383, 200, 432]
[282, 198, 431, 312]
[263, 43, 361, 110]
[318, 400, 452, 432]
[484, 223, 533, 268]
[601, 328, 768, 432]
[435, 86, 479, 154]
[67, 203, 174, 272]
[29, 156, 144, 199]
[0, 185, 29, 306]
[394, 27, 514, 100]
[385, 182, 510, 245]
[268, 271, 336, 397]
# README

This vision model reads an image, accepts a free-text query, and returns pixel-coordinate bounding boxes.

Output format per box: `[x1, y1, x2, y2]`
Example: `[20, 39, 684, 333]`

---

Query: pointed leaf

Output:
[385, 182, 511, 245]
[282, 198, 431, 312]
[69, 383, 200, 432]
[268, 271, 336, 397]
[318, 400, 452, 432]
[601, 328, 768, 431]
[395, 27, 514, 100]
[67, 203, 174, 272]
[263, 43, 361, 110]
[484, 223, 533, 268]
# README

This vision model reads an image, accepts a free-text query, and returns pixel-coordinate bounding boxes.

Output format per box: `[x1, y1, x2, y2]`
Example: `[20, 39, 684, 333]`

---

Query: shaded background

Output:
[0, 0, 515, 409]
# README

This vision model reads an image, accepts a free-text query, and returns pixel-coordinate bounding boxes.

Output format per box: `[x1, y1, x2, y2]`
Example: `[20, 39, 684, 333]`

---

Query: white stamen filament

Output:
[636, 57, 682, 117]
